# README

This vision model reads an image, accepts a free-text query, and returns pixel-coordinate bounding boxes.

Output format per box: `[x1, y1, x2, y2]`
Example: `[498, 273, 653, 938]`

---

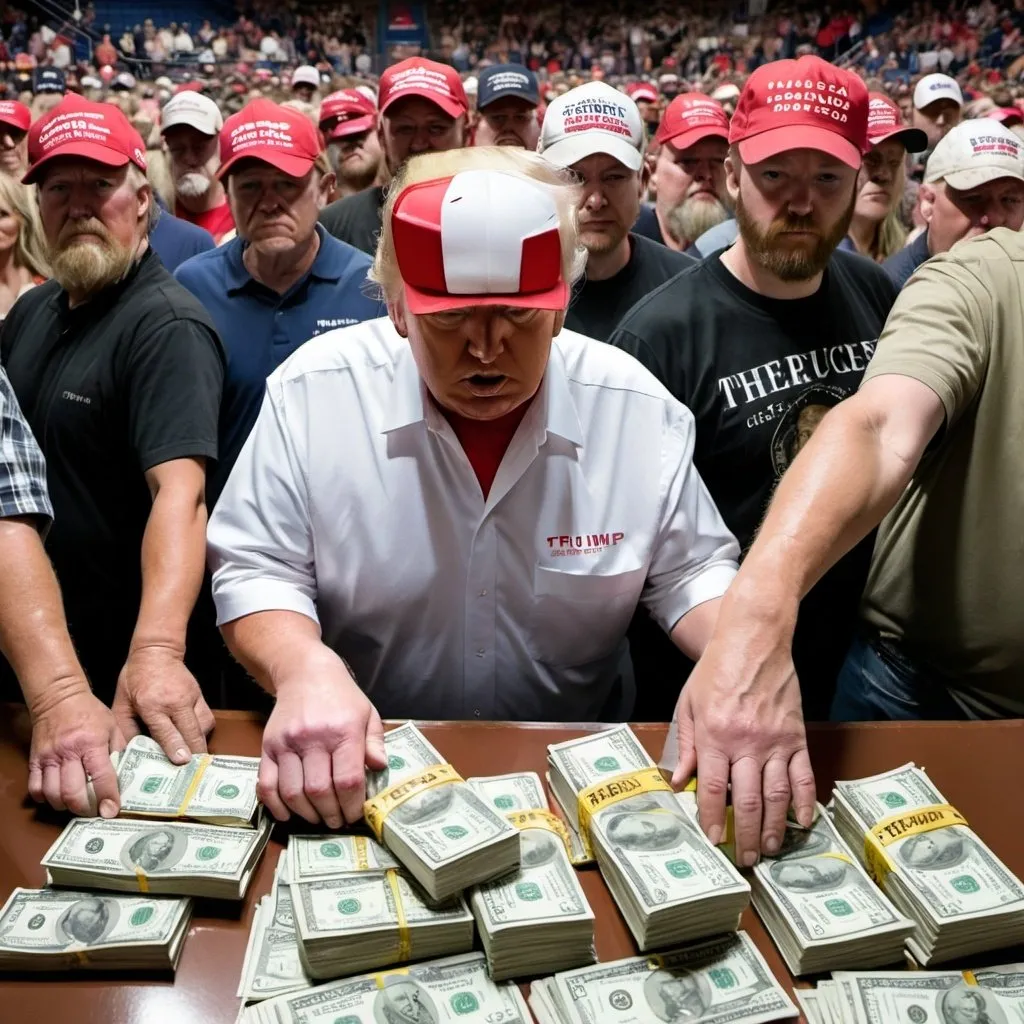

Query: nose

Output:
[582, 185, 606, 212]
[786, 180, 813, 217]
[408, 127, 432, 153]
[466, 312, 511, 364]
[256, 187, 282, 213]
[871, 165, 893, 186]
[691, 159, 714, 183]
[0, 132, 16, 151]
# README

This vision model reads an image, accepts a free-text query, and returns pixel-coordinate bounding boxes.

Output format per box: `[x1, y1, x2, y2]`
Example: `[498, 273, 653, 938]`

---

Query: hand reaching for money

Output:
[259, 651, 387, 829]
[28, 689, 125, 817]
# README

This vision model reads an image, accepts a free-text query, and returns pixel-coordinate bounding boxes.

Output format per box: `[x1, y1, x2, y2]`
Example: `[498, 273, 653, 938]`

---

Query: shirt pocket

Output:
[527, 563, 646, 668]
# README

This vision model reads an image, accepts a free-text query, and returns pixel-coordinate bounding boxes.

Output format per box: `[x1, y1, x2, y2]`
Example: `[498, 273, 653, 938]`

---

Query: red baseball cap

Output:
[656, 92, 730, 148]
[217, 98, 323, 179]
[866, 93, 927, 152]
[319, 89, 376, 141]
[627, 82, 659, 104]
[378, 58, 468, 120]
[988, 106, 1024, 128]
[729, 55, 869, 168]
[23, 94, 147, 185]
[392, 170, 566, 315]
[0, 100, 30, 134]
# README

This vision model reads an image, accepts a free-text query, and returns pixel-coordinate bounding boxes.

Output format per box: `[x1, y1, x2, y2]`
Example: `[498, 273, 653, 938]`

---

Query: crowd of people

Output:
[0, 9, 1023, 864]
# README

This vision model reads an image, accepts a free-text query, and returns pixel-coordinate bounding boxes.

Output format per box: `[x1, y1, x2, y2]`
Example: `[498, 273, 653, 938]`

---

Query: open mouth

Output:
[465, 373, 508, 395]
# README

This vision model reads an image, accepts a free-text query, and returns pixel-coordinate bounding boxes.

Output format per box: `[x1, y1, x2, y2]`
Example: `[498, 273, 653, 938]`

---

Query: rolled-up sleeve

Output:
[207, 376, 318, 627]
[642, 401, 740, 633]
[0, 366, 53, 526]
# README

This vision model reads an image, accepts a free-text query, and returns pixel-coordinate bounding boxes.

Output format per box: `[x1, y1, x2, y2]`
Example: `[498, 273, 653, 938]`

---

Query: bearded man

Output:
[0, 95, 225, 763]
[318, 89, 384, 204]
[610, 57, 897, 724]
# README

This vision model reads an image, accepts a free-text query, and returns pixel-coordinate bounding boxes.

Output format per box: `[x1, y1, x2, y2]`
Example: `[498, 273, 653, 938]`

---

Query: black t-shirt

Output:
[0, 248, 225, 700]
[610, 250, 897, 718]
[564, 234, 695, 342]
[631, 203, 666, 246]
[318, 186, 386, 256]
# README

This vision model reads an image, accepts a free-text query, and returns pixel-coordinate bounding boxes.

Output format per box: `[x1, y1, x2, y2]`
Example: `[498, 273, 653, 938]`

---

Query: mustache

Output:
[764, 214, 822, 239]
[58, 218, 113, 247]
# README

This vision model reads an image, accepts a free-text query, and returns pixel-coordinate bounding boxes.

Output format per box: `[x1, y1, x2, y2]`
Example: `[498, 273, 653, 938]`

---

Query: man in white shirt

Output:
[207, 147, 740, 830]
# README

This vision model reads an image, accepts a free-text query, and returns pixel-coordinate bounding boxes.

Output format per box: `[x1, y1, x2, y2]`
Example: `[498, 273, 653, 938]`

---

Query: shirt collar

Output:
[224, 225, 348, 295]
[380, 330, 584, 448]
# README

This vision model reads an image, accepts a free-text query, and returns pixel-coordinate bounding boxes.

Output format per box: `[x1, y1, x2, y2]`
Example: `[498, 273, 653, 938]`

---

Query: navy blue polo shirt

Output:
[175, 224, 381, 502]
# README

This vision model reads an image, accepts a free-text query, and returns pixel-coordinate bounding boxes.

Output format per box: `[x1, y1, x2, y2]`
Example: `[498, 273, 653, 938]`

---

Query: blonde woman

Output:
[842, 94, 928, 263]
[0, 175, 49, 320]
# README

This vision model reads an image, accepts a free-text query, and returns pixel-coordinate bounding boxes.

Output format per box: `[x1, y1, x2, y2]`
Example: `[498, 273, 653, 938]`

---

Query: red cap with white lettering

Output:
[378, 58, 467, 119]
[656, 92, 729, 148]
[867, 93, 927, 152]
[217, 98, 323, 179]
[0, 100, 31, 134]
[23, 93, 146, 185]
[319, 89, 377, 140]
[392, 170, 566, 314]
[728, 55, 869, 168]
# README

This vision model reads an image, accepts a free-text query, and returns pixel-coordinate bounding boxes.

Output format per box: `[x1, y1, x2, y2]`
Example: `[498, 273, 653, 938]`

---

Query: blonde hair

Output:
[144, 147, 175, 209]
[125, 164, 159, 233]
[0, 176, 50, 278]
[370, 147, 587, 304]
[874, 208, 907, 262]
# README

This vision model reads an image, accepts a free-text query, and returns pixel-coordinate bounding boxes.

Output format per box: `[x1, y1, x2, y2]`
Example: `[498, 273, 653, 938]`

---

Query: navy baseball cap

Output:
[33, 67, 66, 95]
[477, 64, 539, 110]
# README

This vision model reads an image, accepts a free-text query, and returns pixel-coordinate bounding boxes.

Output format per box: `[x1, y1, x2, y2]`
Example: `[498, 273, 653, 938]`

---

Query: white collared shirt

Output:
[208, 318, 739, 721]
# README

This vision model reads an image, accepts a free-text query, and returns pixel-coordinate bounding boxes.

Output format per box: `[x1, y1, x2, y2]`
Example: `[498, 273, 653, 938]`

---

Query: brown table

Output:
[0, 713, 1022, 1024]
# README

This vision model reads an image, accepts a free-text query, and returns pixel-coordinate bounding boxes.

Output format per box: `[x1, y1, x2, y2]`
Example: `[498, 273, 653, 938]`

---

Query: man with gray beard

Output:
[161, 91, 235, 243]
[0, 95, 225, 766]
[633, 94, 732, 253]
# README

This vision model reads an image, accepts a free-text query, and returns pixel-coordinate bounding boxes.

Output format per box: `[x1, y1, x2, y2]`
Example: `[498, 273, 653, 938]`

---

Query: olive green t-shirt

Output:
[860, 227, 1024, 717]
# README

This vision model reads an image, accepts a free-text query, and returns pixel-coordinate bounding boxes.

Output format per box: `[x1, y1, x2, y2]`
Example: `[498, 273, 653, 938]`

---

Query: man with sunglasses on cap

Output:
[0, 99, 29, 178]
[207, 146, 740, 830]
[633, 93, 732, 253]
[610, 57, 898, 867]
[883, 120, 1024, 289]
[320, 57, 469, 256]
[319, 89, 384, 204]
[473, 65, 541, 150]
[0, 95, 225, 790]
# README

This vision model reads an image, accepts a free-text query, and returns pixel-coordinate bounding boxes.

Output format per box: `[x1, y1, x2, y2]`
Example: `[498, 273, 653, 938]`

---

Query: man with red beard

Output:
[319, 89, 384, 204]
[0, 95, 225, 765]
[633, 93, 732, 253]
[610, 57, 897, 725]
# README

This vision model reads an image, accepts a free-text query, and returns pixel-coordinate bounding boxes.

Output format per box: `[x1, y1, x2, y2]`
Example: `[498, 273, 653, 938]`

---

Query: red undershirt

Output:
[439, 397, 534, 499]
[175, 199, 236, 243]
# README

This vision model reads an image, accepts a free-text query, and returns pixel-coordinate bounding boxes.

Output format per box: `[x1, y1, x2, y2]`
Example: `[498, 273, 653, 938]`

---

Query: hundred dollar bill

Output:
[0, 887, 192, 971]
[547, 725, 748, 950]
[287, 834, 398, 882]
[240, 951, 532, 1024]
[363, 723, 519, 900]
[238, 883, 311, 1002]
[42, 815, 272, 900]
[114, 735, 260, 827]
[529, 931, 798, 1024]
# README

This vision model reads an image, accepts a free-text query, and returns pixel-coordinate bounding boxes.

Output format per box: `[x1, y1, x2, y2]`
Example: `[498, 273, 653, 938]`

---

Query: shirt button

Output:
[479, 589, 488, 597]
[476, 648, 485, 657]
[474, 709, 481, 717]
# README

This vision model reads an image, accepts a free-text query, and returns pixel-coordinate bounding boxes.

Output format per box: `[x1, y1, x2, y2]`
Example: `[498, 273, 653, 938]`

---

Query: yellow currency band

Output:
[374, 966, 411, 988]
[863, 803, 968, 887]
[577, 766, 673, 839]
[352, 835, 371, 871]
[385, 868, 412, 963]
[175, 755, 212, 817]
[646, 954, 665, 970]
[962, 971, 978, 987]
[72, 950, 89, 965]
[134, 866, 149, 893]
[363, 763, 464, 842]
[506, 808, 574, 858]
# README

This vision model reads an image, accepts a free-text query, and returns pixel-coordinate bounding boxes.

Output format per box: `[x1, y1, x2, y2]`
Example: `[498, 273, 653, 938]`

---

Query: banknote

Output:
[287, 834, 398, 882]
[237, 883, 311, 1002]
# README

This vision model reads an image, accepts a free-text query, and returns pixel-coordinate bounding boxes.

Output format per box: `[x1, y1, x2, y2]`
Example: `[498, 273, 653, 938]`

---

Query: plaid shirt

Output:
[0, 365, 52, 523]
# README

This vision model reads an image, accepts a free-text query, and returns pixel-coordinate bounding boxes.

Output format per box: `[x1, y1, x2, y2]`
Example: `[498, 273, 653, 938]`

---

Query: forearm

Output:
[131, 486, 206, 655]
[221, 610, 355, 697]
[670, 597, 722, 661]
[0, 519, 90, 715]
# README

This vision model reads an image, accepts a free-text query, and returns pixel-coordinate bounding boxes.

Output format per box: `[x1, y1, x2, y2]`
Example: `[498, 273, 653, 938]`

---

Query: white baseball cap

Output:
[538, 81, 644, 172]
[925, 120, 1024, 189]
[160, 91, 223, 136]
[913, 73, 963, 111]
[292, 65, 320, 88]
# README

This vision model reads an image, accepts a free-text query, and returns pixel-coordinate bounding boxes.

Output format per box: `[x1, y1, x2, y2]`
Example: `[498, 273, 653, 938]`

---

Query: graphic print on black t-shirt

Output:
[770, 383, 848, 478]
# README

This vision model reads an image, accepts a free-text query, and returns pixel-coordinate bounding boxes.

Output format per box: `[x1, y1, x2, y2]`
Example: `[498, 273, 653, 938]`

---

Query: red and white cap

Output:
[392, 170, 566, 315]
[319, 89, 377, 140]
[924, 119, 1024, 189]
[987, 106, 1024, 128]
[217, 98, 323, 179]
[656, 92, 729, 149]
[538, 82, 644, 171]
[627, 82, 659, 104]
[23, 93, 146, 185]
[378, 58, 468, 119]
[867, 93, 927, 152]
[729, 55, 869, 169]
[0, 100, 31, 134]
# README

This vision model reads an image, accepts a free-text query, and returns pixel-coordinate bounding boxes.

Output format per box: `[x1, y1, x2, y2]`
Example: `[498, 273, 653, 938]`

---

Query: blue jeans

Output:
[830, 634, 968, 721]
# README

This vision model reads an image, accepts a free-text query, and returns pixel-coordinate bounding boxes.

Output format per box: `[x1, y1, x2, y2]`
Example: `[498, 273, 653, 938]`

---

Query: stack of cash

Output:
[0, 887, 192, 972]
[42, 815, 272, 900]
[466, 772, 596, 980]
[287, 833, 399, 882]
[798, 963, 1024, 1023]
[833, 763, 1024, 963]
[529, 931, 799, 1024]
[547, 725, 749, 950]
[112, 735, 260, 827]
[363, 723, 520, 901]
[239, 951, 532, 1024]
[747, 803, 914, 975]
[238, 857, 311, 1003]
[291, 867, 475, 979]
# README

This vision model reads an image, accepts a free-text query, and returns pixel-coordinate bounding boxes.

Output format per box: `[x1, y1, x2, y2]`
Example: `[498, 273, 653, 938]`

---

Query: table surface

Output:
[0, 712, 1022, 1024]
